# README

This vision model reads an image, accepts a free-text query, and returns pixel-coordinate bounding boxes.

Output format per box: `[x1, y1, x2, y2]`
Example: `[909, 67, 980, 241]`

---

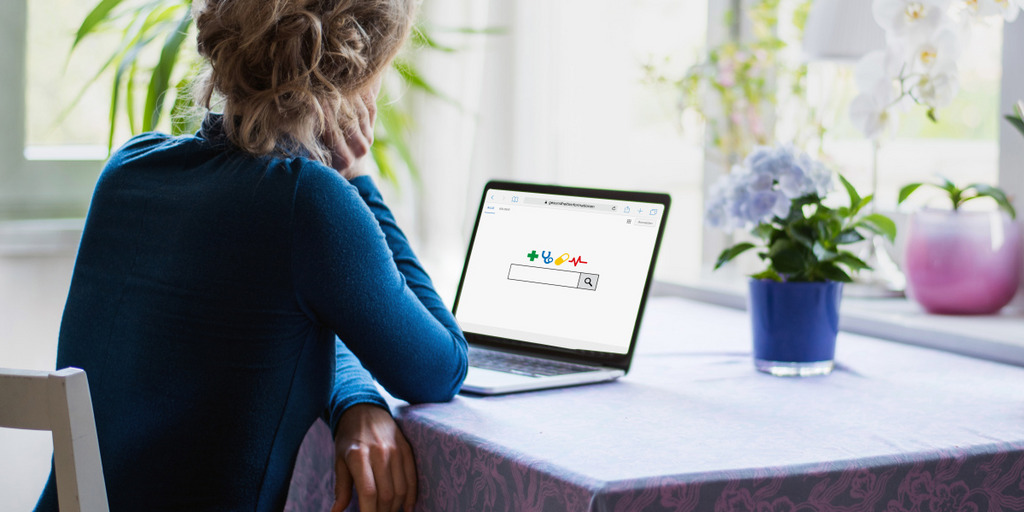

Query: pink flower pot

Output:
[904, 210, 1022, 315]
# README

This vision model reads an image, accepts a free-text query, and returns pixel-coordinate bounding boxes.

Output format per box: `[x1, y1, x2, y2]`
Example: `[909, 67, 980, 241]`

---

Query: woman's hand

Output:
[332, 403, 417, 512]
[326, 80, 381, 180]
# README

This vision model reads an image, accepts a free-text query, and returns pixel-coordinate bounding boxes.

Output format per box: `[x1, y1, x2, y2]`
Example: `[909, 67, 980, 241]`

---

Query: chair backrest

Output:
[0, 367, 109, 512]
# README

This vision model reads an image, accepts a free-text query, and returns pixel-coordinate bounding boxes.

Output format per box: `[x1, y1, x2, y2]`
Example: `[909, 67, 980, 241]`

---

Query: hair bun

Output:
[321, 12, 369, 87]
[192, 0, 415, 163]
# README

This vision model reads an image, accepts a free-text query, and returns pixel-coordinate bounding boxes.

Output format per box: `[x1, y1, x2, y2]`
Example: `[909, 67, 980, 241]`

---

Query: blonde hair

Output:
[193, 0, 414, 163]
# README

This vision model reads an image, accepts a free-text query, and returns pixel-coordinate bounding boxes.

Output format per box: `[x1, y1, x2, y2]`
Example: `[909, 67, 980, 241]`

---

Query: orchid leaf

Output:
[964, 184, 1017, 219]
[1005, 114, 1024, 139]
[898, 183, 923, 205]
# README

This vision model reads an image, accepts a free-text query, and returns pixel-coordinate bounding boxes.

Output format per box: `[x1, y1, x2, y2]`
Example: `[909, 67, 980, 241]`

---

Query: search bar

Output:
[507, 264, 599, 291]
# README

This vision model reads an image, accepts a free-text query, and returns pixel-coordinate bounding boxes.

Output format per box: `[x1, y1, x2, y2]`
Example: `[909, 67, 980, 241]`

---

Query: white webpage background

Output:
[455, 190, 662, 354]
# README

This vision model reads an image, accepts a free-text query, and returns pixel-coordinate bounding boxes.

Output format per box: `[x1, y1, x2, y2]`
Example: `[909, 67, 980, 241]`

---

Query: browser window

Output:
[455, 187, 664, 354]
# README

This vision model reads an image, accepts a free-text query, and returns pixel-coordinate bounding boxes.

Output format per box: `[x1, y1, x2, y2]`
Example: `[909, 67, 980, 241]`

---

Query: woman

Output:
[35, 0, 467, 511]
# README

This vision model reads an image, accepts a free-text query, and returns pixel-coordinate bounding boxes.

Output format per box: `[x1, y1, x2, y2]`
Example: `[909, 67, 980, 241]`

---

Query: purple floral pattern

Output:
[287, 431, 1024, 512]
[280, 298, 1024, 511]
[283, 399, 1024, 511]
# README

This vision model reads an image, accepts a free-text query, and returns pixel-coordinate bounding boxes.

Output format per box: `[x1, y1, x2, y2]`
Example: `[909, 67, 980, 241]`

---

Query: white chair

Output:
[0, 367, 109, 512]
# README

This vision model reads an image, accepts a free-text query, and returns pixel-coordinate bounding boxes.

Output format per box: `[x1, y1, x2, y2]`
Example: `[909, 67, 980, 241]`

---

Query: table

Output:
[284, 296, 1024, 511]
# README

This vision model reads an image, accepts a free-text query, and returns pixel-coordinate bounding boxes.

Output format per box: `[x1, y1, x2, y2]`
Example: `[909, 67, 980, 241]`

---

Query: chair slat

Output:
[0, 368, 52, 430]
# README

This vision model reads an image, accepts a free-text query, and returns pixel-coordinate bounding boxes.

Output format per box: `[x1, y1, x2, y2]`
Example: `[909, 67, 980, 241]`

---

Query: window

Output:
[26, 0, 121, 152]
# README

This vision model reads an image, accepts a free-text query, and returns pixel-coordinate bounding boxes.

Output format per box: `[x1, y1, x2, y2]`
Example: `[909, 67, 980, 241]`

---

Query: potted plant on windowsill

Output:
[896, 102, 1024, 315]
[706, 144, 896, 377]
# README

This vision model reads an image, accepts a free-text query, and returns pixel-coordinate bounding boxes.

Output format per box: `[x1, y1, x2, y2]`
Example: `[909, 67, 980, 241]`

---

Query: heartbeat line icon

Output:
[567, 256, 588, 266]
[554, 253, 588, 266]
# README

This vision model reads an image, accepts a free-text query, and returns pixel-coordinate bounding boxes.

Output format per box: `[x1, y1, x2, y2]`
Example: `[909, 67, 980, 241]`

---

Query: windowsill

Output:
[23, 145, 107, 162]
[652, 279, 1024, 368]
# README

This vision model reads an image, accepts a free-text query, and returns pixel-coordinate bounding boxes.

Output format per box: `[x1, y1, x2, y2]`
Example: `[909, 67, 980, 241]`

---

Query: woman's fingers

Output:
[325, 84, 379, 178]
[360, 89, 377, 147]
[347, 446, 379, 512]
[332, 453, 354, 512]
[333, 404, 417, 511]
[399, 435, 417, 511]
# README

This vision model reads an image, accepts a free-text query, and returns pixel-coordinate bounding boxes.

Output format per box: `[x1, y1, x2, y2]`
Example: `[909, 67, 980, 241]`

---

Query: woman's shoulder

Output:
[291, 161, 372, 214]
[104, 131, 204, 171]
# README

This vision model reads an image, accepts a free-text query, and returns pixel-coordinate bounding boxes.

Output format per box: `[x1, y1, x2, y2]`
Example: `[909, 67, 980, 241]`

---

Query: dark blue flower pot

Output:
[748, 279, 842, 377]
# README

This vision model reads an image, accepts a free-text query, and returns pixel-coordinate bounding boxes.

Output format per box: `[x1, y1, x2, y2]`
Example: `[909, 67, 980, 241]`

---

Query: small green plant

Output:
[898, 178, 1017, 219]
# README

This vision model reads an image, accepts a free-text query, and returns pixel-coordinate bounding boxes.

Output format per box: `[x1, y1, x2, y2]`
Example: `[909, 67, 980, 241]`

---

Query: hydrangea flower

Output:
[705, 144, 896, 282]
[705, 144, 832, 230]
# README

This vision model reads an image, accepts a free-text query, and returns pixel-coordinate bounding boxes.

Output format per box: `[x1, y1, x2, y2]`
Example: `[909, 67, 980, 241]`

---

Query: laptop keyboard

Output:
[469, 347, 599, 378]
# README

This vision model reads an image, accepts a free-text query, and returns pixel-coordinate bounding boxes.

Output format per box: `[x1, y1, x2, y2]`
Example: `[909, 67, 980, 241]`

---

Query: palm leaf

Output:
[374, 91, 418, 185]
[144, 7, 192, 131]
[73, 0, 130, 50]
[392, 58, 459, 107]
[109, 33, 157, 149]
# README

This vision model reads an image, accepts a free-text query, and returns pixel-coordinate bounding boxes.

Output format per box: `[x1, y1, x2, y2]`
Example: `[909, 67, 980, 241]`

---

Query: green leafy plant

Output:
[707, 144, 896, 283]
[1006, 100, 1024, 139]
[898, 178, 1017, 219]
[67, 0, 473, 186]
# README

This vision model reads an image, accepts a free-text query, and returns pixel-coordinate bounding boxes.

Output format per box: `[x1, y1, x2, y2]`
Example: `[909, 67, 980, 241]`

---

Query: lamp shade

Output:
[802, 0, 886, 61]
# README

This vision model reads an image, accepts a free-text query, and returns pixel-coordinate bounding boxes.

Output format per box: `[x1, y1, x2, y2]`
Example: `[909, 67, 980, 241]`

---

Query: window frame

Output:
[0, 0, 105, 221]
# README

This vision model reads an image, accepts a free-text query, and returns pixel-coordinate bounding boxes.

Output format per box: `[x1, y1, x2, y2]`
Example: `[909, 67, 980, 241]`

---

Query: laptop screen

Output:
[453, 183, 669, 357]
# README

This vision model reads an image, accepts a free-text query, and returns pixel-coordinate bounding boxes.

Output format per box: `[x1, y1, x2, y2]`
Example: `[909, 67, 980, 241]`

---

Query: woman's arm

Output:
[292, 168, 468, 403]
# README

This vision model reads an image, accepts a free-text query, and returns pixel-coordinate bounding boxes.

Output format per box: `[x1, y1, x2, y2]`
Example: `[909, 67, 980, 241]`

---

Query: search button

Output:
[577, 273, 599, 290]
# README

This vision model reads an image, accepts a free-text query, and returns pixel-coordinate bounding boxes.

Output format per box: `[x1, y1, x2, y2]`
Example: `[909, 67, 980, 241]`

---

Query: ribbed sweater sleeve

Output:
[291, 167, 468, 433]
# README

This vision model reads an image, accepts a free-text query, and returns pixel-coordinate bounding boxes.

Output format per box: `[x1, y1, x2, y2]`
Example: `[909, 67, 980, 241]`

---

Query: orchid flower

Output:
[873, 0, 952, 42]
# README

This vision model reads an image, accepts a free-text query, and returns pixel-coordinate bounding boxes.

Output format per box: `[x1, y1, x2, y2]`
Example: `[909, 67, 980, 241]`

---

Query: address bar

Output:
[522, 196, 616, 212]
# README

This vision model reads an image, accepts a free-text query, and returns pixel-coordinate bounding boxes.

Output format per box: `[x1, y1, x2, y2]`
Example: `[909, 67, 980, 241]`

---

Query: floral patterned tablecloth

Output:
[286, 297, 1024, 511]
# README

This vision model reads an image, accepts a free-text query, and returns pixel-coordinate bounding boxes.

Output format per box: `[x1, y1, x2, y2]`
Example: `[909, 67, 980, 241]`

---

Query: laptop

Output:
[453, 181, 671, 395]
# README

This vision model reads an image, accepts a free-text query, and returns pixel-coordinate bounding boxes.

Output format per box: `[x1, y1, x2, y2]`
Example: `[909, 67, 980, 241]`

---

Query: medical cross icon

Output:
[527, 250, 539, 262]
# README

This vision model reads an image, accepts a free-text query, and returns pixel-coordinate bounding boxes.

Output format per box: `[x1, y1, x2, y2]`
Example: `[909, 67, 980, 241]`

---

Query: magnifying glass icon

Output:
[584, 277, 593, 287]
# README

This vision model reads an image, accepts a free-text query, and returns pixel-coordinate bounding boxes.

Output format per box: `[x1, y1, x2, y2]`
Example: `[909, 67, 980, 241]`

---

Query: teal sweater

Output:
[35, 115, 468, 511]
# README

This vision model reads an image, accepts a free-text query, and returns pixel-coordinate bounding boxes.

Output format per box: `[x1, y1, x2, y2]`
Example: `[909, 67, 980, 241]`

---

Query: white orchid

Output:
[873, 0, 952, 42]
[906, 28, 961, 72]
[853, 0, 1023, 139]
[910, 67, 960, 108]
[965, 0, 1022, 21]
[851, 89, 898, 140]
[854, 50, 903, 93]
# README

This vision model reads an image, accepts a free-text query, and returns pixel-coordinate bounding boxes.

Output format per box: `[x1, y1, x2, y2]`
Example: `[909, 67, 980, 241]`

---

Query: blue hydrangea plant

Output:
[706, 144, 896, 282]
